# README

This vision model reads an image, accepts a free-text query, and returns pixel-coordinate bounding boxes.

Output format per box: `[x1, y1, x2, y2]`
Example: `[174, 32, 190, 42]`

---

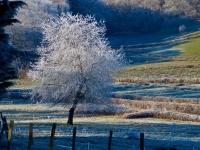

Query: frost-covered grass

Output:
[0, 98, 200, 150]
[112, 83, 200, 99]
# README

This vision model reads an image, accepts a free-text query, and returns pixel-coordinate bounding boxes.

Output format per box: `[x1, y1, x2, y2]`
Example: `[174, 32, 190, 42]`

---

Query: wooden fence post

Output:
[140, 133, 144, 150]
[108, 130, 113, 150]
[7, 120, 14, 150]
[49, 123, 56, 150]
[72, 127, 77, 150]
[28, 123, 33, 150]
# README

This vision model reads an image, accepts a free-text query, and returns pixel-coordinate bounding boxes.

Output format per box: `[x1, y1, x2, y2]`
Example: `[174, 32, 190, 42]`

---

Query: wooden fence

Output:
[1, 121, 145, 150]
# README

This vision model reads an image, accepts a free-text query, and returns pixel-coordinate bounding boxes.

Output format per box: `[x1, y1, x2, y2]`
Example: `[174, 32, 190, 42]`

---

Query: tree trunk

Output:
[67, 85, 86, 125]
[67, 107, 75, 125]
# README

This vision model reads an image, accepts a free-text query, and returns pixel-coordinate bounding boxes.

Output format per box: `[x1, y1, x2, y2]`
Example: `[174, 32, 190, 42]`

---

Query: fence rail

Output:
[0, 122, 145, 150]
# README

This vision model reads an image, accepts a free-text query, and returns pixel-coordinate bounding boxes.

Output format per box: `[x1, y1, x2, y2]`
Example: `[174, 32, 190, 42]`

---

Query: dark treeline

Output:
[68, 0, 200, 34]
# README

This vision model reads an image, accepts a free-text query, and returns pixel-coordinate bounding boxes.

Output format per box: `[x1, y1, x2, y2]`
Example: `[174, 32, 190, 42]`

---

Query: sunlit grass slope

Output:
[116, 33, 200, 82]
[176, 37, 200, 57]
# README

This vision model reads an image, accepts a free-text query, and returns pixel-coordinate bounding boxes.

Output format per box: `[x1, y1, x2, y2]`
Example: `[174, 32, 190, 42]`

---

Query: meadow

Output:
[0, 98, 200, 150]
[112, 23, 200, 100]
[2, 21, 200, 150]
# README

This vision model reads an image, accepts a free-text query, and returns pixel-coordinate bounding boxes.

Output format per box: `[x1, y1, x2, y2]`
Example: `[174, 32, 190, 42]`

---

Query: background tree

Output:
[6, 0, 69, 51]
[163, 0, 190, 17]
[0, 0, 26, 98]
[188, 0, 200, 19]
[68, 0, 195, 34]
[28, 13, 126, 125]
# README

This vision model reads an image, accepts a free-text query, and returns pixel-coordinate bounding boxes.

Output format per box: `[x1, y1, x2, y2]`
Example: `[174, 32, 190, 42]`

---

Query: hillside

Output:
[115, 30, 200, 83]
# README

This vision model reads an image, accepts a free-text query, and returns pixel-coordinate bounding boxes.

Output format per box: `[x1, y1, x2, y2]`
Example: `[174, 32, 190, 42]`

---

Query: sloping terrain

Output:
[113, 23, 200, 99]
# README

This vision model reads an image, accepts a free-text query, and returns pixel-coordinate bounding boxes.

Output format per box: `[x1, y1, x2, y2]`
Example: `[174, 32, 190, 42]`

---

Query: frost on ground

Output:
[0, 98, 200, 150]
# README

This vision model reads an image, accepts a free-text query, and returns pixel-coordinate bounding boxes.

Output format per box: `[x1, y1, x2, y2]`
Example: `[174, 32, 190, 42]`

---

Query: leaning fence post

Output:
[7, 120, 14, 150]
[72, 127, 77, 150]
[140, 133, 144, 150]
[28, 123, 33, 150]
[49, 123, 56, 150]
[108, 130, 113, 150]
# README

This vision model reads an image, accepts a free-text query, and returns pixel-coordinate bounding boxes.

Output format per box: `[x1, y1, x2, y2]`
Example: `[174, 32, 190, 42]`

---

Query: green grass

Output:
[116, 32, 200, 81]
[175, 37, 200, 56]
[116, 62, 200, 79]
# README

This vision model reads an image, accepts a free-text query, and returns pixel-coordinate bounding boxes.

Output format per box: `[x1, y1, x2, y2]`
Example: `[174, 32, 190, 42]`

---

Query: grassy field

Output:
[2, 25, 200, 150]
[117, 61, 200, 79]
[115, 32, 200, 83]
[0, 98, 200, 150]
[176, 38, 200, 57]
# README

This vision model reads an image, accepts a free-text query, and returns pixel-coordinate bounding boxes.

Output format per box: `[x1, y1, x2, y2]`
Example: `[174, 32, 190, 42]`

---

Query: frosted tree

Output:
[163, 0, 190, 17]
[28, 13, 126, 125]
[6, 0, 69, 51]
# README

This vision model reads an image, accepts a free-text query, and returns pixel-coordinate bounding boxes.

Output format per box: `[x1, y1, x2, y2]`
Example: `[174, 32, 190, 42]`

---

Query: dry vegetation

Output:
[115, 77, 200, 84]
[112, 98, 200, 122]
[115, 61, 200, 84]
[124, 111, 200, 122]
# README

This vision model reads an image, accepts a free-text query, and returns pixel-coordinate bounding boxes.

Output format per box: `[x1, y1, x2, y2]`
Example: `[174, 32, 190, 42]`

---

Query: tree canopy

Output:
[28, 13, 126, 124]
[0, 0, 26, 98]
